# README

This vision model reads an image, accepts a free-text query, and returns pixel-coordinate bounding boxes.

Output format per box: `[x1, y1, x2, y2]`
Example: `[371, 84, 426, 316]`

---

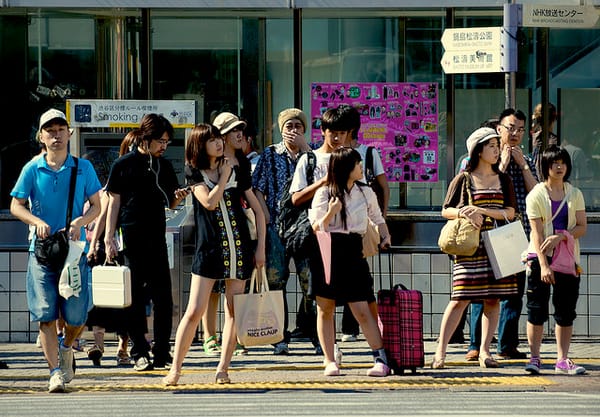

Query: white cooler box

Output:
[91, 264, 132, 308]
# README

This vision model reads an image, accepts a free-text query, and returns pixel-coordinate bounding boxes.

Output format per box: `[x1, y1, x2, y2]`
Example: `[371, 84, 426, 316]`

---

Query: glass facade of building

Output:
[1, 5, 599, 211]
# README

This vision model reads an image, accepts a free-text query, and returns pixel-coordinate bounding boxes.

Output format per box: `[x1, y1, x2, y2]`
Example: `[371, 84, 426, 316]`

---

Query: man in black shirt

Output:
[105, 114, 188, 371]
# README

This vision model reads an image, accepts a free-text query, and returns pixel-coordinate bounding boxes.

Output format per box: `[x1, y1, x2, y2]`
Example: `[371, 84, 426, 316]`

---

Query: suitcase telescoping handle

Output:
[376, 246, 397, 290]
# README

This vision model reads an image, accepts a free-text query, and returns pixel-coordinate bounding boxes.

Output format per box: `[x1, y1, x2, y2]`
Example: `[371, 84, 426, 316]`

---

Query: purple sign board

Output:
[310, 82, 439, 182]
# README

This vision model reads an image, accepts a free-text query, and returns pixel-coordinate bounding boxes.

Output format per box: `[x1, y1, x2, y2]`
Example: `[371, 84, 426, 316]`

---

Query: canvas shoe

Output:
[273, 341, 290, 355]
[341, 334, 357, 342]
[48, 370, 65, 393]
[525, 357, 542, 374]
[59, 346, 75, 383]
[367, 362, 391, 377]
[555, 358, 586, 375]
[133, 356, 153, 372]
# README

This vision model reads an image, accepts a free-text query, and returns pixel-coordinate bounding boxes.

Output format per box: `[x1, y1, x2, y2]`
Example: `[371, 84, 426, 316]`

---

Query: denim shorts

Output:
[26, 252, 90, 326]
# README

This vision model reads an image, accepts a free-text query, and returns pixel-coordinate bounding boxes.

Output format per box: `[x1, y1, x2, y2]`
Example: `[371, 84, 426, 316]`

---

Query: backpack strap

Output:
[305, 151, 316, 185]
[365, 146, 375, 185]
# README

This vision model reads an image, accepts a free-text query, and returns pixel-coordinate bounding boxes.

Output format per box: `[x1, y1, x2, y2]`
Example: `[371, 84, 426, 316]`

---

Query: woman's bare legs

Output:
[348, 301, 383, 349]
[215, 278, 246, 383]
[434, 300, 470, 362]
[479, 299, 500, 359]
[164, 275, 214, 384]
[315, 296, 336, 365]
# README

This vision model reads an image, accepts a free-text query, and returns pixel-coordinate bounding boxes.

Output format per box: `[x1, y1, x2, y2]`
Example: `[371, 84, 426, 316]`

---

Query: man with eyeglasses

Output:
[104, 113, 189, 372]
[465, 108, 539, 362]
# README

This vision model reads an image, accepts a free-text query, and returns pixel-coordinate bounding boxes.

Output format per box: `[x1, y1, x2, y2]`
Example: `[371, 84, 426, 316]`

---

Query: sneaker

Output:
[341, 334, 357, 343]
[58, 346, 75, 383]
[555, 358, 586, 375]
[116, 350, 132, 367]
[367, 362, 391, 377]
[525, 357, 542, 374]
[133, 356, 153, 372]
[48, 370, 65, 393]
[203, 336, 221, 357]
[153, 354, 173, 370]
[234, 344, 249, 356]
[273, 341, 290, 355]
[87, 345, 103, 367]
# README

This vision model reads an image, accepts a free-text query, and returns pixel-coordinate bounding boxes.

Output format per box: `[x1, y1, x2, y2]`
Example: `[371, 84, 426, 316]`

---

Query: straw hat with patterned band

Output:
[212, 112, 247, 135]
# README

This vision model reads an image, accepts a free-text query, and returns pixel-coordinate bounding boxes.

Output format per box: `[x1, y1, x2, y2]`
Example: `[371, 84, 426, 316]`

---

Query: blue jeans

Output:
[469, 272, 526, 353]
[468, 302, 482, 351]
[497, 271, 526, 354]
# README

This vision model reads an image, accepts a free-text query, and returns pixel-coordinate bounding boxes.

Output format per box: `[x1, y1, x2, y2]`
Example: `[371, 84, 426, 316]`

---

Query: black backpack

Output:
[277, 151, 317, 256]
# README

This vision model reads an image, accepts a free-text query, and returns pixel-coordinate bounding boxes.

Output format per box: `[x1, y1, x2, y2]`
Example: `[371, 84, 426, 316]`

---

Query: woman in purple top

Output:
[524, 145, 587, 375]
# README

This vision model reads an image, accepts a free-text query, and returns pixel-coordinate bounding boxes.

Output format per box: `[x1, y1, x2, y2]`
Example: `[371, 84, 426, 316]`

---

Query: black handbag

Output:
[34, 158, 78, 271]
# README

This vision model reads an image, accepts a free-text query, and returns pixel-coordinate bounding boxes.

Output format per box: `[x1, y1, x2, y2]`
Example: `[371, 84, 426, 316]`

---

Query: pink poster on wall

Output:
[310, 82, 439, 182]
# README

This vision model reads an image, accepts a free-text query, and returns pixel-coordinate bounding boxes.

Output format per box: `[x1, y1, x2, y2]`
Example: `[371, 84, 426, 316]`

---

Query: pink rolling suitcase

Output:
[377, 283, 425, 374]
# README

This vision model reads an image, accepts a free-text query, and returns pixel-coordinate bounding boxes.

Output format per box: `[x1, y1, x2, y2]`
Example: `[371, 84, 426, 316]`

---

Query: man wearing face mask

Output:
[466, 108, 539, 362]
[104, 113, 189, 372]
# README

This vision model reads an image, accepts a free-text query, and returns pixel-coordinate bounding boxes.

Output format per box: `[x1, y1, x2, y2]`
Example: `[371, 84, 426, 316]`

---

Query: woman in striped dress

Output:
[432, 127, 518, 369]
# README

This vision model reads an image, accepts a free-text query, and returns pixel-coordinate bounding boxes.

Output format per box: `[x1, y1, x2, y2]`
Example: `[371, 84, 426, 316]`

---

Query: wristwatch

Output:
[521, 164, 530, 171]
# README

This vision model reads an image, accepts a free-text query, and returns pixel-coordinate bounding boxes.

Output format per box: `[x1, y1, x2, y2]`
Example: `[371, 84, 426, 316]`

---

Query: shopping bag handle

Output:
[249, 267, 269, 293]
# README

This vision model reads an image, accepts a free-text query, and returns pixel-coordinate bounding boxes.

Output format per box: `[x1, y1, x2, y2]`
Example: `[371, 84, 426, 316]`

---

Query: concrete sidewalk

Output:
[1, 336, 599, 394]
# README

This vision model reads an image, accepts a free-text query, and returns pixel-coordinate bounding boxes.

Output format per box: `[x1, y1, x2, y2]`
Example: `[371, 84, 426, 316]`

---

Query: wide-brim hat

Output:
[212, 112, 246, 134]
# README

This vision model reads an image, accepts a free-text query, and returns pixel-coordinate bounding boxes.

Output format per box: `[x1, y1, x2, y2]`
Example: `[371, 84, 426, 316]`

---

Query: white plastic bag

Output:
[58, 240, 86, 299]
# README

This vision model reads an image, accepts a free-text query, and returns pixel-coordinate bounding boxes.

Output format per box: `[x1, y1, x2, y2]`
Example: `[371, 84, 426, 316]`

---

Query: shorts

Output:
[526, 258, 580, 327]
[26, 252, 90, 326]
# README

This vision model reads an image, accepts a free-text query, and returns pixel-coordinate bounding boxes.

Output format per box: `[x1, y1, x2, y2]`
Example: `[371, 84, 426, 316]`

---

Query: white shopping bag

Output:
[482, 220, 528, 279]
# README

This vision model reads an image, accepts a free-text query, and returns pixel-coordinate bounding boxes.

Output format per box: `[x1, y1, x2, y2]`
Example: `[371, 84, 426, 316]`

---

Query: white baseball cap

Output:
[39, 108, 69, 132]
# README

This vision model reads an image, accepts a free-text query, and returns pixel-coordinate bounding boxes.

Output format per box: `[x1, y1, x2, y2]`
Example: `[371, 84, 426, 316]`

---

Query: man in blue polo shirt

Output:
[10, 108, 102, 393]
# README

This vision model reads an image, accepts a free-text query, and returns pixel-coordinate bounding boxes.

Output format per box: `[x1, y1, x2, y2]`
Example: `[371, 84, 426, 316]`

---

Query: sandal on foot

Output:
[215, 370, 230, 384]
[117, 350, 131, 366]
[162, 371, 182, 386]
[87, 345, 103, 367]
[431, 355, 445, 369]
[234, 344, 248, 356]
[203, 336, 221, 357]
[479, 356, 500, 368]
